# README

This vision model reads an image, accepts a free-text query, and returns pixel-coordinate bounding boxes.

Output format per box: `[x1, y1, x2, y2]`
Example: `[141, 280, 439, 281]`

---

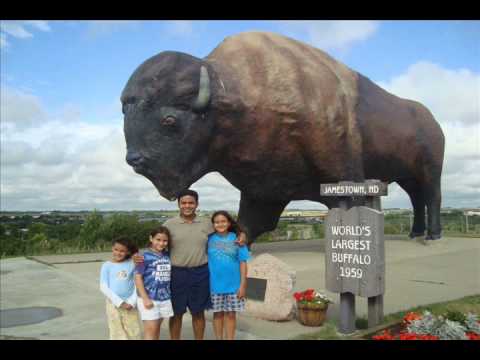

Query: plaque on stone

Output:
[246, 277, 267, 302]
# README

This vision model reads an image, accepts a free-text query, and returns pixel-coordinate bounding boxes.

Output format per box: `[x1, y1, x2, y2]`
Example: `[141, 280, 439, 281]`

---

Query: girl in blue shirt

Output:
[135, 226, 174, 340]
[100, 237, 140, 340]
[208, 211, 251, 340]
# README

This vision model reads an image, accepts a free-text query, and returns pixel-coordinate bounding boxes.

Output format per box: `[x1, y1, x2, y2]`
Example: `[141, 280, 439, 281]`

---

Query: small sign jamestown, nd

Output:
[320, 181, 388, 197]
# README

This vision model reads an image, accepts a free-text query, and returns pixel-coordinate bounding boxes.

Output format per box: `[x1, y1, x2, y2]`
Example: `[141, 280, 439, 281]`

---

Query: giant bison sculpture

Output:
[121, 31, 445, 243]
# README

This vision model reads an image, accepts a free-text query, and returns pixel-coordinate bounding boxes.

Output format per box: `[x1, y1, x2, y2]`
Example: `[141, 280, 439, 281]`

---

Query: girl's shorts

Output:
[137, 298, 174, 320]
[210, 293, 245, 312]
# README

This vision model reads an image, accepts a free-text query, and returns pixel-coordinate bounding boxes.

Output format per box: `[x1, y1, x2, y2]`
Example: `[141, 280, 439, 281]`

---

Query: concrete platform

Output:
[1, 237, 479, 340]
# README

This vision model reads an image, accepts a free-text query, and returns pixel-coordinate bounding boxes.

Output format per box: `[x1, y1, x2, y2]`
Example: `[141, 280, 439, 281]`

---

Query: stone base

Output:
[244, 253, 296, 321]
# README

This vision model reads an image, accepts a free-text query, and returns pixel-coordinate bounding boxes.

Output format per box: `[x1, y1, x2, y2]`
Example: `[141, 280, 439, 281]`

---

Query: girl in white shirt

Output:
[100, 237, 141, 340]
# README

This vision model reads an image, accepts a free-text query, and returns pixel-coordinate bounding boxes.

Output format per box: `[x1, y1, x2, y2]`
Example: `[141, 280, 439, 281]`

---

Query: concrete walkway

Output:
[1, 237, 479, 340]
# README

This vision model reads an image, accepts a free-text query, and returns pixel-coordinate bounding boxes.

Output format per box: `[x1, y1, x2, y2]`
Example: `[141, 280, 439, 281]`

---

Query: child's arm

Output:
[234, 231, 247, 247]
[99, 264, 126, 308]
[124, 261, 138, 307]
[237, 261, 248, 300]
[134, 274, 154, 309]
[237, 241, 251, 299]
[125, 288, 137, 308]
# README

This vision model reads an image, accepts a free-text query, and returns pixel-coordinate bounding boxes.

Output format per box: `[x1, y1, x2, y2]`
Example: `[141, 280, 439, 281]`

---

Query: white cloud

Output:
[377, 61, 479, 126]
[0, 85, 173, 211]
[0, 21, 50, 51]
[278, 20, 379, 52]
[378, 62, 480, 209]
[0, 33, 9, 49]
[24, 21, 51, 32]
[1, 141, 33, 166]
[85, 21, 140, 38]
[0, 86, 47, 129]
[1, 119, 157, 211]
[1, 21, 34, 39]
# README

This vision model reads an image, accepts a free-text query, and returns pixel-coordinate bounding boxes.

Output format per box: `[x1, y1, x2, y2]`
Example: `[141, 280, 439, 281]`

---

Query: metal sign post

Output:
[321, 180, 387, 334]
[338, 197, 355, 334]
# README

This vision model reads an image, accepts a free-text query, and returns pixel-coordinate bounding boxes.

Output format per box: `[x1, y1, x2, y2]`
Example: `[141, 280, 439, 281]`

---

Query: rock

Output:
[244, 253, 296, 321]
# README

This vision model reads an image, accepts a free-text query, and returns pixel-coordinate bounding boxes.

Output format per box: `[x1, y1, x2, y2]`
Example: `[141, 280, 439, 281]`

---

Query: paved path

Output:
[1, 237, 479, 340]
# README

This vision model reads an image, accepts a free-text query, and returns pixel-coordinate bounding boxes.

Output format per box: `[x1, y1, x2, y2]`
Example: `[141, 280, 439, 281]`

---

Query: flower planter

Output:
[296, 303, 328, 327]
[365, 311, 480, 340]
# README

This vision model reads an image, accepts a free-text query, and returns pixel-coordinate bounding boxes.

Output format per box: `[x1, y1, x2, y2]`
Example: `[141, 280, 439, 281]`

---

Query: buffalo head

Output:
[121, 51, 214, 200]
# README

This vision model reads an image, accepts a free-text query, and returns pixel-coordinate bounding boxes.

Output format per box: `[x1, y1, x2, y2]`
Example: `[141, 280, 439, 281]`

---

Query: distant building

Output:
[281, 211, 302, 217]
[280, 210, 328, 220]
[384, 208, 411, 215]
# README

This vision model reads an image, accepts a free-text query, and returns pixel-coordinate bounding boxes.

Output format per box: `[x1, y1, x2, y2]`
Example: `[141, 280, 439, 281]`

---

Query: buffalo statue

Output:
[121, 31, 444, 243]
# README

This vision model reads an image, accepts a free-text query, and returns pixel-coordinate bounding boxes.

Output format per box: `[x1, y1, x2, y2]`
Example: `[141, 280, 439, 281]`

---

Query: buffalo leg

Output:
[397, 179, 426, 238]
[424, 177, 442, 240]
[237, 194, 289, 245]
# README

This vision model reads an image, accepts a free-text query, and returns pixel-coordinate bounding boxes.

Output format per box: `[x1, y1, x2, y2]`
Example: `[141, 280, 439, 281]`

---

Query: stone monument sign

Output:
[244, 254, 296, 321]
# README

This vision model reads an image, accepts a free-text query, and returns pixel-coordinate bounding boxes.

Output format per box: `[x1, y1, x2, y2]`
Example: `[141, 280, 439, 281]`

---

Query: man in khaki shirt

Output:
[134, 189, 246, 340]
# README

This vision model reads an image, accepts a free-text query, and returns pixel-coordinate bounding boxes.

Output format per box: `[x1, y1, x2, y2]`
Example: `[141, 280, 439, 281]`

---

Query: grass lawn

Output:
[291, 294, 480, 340]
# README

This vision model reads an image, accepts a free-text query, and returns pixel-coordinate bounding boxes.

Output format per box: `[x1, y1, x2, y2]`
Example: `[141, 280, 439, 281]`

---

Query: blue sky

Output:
[1, 20, 479, 211]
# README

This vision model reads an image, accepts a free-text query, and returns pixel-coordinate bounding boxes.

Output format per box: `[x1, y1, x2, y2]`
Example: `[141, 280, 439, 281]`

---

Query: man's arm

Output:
[235, 232, 247, 247]
[132, 252, 144, 265]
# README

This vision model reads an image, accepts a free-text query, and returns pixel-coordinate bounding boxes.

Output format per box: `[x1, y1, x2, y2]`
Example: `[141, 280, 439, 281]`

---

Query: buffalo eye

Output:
[161, 116, 176, 126]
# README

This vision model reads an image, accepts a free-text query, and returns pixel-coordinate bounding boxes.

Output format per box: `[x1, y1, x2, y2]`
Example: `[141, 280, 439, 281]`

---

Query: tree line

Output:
[0, 210, 162, 258]
[1, 210, 478, 258]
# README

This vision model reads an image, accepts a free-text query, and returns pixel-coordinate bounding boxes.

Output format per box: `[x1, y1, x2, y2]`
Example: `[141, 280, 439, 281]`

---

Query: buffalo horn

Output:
[193, 66, 210, 112]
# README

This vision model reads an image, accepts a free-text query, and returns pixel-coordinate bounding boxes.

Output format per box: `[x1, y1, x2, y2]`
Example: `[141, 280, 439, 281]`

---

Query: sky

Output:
[1, 20, 479, 211]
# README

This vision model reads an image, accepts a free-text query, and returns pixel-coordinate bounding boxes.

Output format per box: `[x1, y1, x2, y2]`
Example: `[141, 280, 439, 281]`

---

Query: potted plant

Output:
[293, 289, 333, 327]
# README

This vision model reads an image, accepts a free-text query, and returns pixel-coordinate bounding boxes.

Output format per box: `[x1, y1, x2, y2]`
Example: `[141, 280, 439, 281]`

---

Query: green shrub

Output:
[445, 310, 467, 324]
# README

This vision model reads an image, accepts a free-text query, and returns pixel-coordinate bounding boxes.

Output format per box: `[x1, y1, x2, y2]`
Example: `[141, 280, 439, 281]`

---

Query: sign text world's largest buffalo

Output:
[325, 206, 385, 297]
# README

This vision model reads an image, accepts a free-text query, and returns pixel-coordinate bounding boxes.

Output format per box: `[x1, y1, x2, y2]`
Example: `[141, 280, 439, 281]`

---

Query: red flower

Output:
[398, 333, 417, 340]
[399, 333, 438, 340]
[372, 330, 395, 340]
[294, 289, 317, 302]
[304, 289, 315, 296]
[403, 312, 422, 325]
[466, 332, 480, 340]
[293, 292, 303, 301]
[420, 335, 439, 340]
[304, 293, 315, 301]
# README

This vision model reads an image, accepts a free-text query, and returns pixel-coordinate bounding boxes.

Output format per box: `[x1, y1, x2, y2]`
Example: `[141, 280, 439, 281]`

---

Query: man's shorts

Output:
[137, 298, 174, 321]
[171, 263, 212, 316]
